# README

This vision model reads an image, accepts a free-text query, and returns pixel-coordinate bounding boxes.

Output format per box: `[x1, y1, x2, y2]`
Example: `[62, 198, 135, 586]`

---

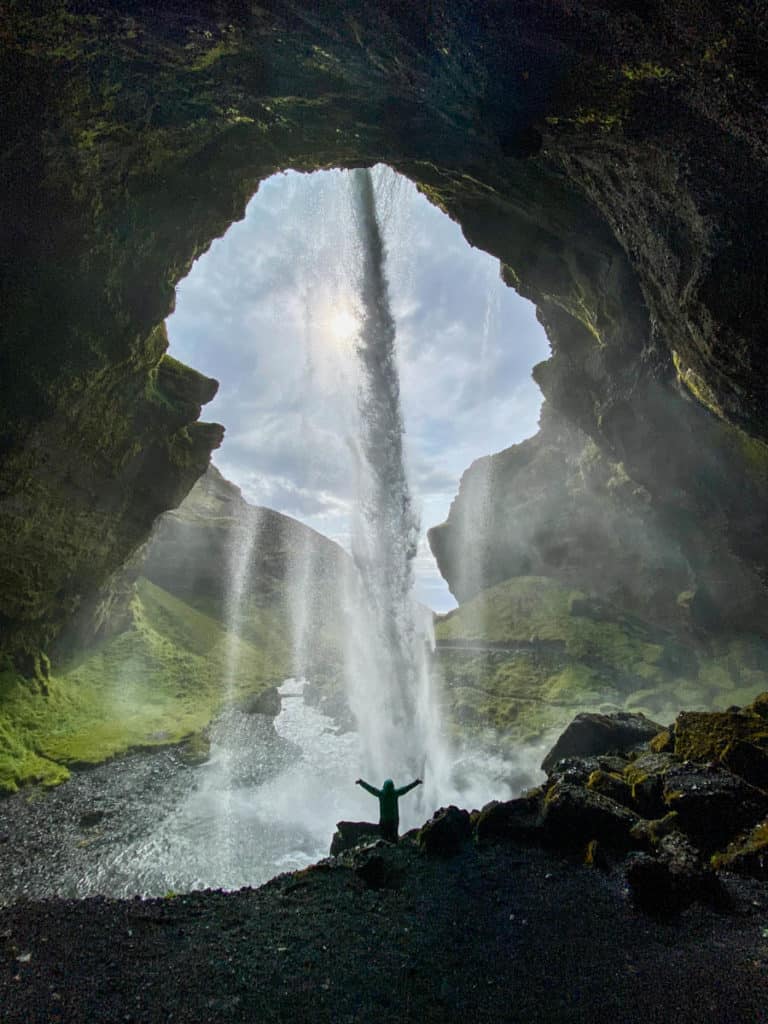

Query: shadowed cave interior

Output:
[2, 3, 768, 1019]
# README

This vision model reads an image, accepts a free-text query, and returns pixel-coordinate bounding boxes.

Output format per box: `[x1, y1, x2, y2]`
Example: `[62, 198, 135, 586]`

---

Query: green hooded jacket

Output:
[357, 777, 421, 825]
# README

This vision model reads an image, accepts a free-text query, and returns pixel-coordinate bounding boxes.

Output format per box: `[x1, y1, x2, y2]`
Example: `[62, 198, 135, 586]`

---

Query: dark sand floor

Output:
[2, 838, 767, 1023]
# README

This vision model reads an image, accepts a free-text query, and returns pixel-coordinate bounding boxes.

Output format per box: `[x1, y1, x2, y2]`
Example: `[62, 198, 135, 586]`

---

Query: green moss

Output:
[0, 578, 289, 793]
[621, 63, 674, 82]
[437, 577, 665, 676]
[672, 708, 768, 763]
[543, 665, 604, 703]
[434, 576, 768, 748]
[672, 349, 726, 418]
[711, 819, 768, 873]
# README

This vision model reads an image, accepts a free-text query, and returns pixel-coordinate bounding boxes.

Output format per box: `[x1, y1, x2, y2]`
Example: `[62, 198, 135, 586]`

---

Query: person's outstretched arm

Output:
[395, 778, 422, 797]
[356, 778, 380, 797]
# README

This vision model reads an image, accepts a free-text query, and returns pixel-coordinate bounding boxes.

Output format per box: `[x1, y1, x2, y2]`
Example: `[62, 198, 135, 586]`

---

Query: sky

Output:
[166, 167, 549, 611]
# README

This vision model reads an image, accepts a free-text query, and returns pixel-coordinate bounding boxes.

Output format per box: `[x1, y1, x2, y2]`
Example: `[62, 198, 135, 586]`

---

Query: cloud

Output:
[168, 167, 549, 610]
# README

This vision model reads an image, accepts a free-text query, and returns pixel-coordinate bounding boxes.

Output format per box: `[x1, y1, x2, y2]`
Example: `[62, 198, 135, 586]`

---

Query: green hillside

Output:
[0, 578, 289, 794]
[434, 576, 768, 749]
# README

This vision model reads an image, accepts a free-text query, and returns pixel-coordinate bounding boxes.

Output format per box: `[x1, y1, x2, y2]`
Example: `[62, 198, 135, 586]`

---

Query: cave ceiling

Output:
[1, 0, 768, 665]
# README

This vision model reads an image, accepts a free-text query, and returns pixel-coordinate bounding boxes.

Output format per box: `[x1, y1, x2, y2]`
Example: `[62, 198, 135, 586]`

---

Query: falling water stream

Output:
[342, 168, 451, 822]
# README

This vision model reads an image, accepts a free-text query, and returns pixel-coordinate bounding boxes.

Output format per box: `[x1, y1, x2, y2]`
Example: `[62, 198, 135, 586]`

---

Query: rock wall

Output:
[2, 1, 768, 664]
[429, 400, 768, 636]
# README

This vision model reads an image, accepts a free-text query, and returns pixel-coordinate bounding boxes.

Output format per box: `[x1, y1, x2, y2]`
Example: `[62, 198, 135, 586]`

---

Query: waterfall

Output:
[223, 505, 261, 699]
[216, 503, 262, 872]
[343, 168, 452, 823]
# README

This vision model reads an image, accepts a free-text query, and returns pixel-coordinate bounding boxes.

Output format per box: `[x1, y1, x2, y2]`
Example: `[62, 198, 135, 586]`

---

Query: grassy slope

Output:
[434, 576, 768, 748]
[0, 578, 290, 793]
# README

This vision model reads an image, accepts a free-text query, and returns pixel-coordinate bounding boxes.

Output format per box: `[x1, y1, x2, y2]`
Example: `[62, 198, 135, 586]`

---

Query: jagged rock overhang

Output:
[1, 0, 768, 662]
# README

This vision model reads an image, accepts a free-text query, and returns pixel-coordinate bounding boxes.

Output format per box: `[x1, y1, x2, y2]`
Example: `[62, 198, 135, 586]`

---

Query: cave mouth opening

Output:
[166, 164, 550, 613]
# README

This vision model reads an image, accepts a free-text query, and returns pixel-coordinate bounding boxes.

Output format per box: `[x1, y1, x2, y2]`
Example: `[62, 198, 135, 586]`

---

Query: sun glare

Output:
[327, 307, 359, 347]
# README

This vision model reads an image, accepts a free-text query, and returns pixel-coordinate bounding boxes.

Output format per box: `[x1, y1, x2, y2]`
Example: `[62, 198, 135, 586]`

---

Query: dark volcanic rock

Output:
[662, 764, 768, 851]
[542, 711, 663, 773]
[547, 754, 631, 788]
[625, 833, 725, 914]
[542, 780, 641, 851]
[330, 821, 381, 857]
[474, 796, 543, 846]
[720, 739, 768, 791]
[417, 806, 472, 857]
[352, 850, 406, 891]
[241, 687, 282, 718]
[712, 820, 768, 880]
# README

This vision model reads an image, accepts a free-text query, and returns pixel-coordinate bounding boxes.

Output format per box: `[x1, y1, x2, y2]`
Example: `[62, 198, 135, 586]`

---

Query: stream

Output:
[0, 681, 533, 906]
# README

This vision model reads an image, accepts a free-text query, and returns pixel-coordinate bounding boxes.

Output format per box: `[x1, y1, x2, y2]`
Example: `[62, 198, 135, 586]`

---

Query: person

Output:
[355, 776, 422, 843]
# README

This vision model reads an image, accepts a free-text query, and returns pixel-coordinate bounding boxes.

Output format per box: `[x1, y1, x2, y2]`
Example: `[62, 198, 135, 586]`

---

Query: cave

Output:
[3, 0, 768, 670]
[2, 2, 768, 1019]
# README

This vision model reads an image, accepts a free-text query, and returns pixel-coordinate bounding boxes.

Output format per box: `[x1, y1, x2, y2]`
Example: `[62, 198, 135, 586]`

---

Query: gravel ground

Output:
[0, 714, 299, 906]
[1, 837, 767, 1024]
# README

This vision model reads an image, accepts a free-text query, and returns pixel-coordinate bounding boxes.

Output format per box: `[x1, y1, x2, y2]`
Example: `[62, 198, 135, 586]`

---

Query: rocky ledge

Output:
[332, 694, 768, 918]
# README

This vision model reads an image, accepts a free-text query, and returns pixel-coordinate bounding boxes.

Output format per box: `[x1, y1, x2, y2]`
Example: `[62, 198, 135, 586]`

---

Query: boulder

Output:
[662, 764, 768, 850]
[625, 833, 725, 914]
[542, 780, 640, 851]
[474, 796, 542, 846]
[546, 754, 629, 788]
[623, 751, 679, 818]
[542, 712, 664, 773]
[719, 739, 768, 791]
[671, 706, 768, 763]
[241, 686, 282, 717]
[417, 806, 472, 857]
[329, 821, 380, 857]
[712, 819, 768, 879]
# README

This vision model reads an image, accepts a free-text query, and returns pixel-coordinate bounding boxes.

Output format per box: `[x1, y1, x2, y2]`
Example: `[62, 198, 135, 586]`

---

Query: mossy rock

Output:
[711, 819, 768, 878]
[586, 769, 633, 809]
[749, 692, 768, 719]
[176, 731, 211, 767]
[629, 811, 680, 849]
[624, 751, 678, 818]
[672, 705, 768, 763]
[649, 729, 674, 753]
